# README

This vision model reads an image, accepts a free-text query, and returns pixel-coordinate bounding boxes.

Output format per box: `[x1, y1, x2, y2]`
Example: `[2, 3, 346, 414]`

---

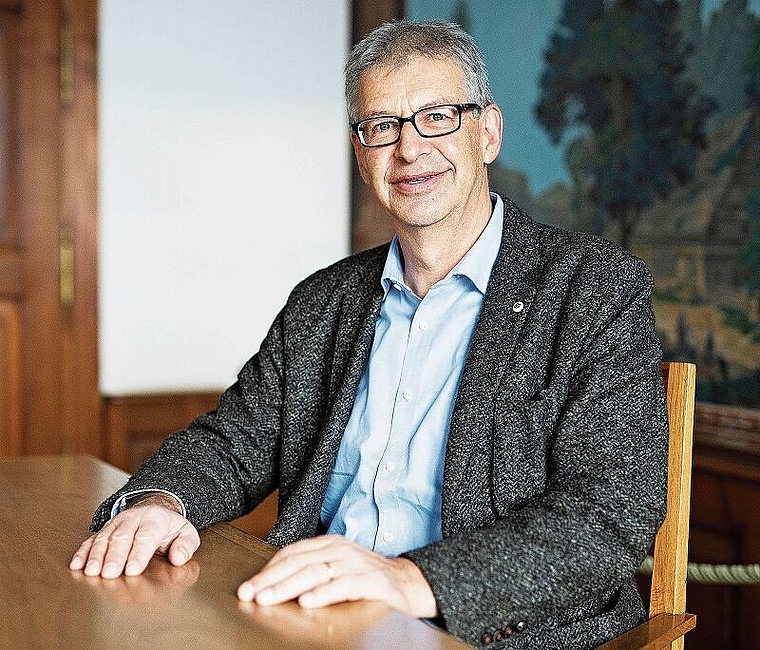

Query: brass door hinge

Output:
[60, 227, 74, 309]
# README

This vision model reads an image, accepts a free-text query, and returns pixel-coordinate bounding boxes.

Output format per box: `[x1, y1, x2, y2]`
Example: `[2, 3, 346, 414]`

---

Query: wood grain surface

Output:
[0, 455, 470, 649]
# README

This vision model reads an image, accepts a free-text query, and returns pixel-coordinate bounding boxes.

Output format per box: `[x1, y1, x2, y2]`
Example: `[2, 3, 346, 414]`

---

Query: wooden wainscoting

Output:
[102, 392, 278, 539]
[637, 404, 760, 649]
[686, 404, 760, 650]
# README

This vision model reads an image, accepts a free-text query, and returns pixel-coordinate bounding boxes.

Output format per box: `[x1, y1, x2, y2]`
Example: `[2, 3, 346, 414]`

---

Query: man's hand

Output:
[236, 535, 439, 619]
[69, 495, 200, 579]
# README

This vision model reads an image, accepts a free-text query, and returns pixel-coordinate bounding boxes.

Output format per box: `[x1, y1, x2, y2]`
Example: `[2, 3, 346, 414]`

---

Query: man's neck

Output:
[396, 193, 495, 298]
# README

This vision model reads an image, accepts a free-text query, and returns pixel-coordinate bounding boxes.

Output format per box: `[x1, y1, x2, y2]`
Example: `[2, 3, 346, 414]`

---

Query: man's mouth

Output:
[393, 171, 443, 187]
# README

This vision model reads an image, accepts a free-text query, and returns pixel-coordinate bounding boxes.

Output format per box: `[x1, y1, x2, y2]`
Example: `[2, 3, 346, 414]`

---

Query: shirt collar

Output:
[380, 193, 504, 297]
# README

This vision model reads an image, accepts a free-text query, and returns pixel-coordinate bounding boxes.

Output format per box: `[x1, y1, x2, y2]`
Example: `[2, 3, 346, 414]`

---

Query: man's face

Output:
[351, 55, 502, 233]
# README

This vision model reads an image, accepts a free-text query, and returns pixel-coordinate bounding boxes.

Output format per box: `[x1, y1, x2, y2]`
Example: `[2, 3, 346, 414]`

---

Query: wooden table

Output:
[0, 455, 470, 649]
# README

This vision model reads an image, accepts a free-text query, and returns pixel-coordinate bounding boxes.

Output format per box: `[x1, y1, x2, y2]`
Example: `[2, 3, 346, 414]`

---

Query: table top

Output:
[0, 455, 470, 649]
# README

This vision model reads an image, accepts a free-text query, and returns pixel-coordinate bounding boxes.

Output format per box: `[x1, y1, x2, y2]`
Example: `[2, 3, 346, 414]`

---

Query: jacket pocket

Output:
[490, 392, 555, 517]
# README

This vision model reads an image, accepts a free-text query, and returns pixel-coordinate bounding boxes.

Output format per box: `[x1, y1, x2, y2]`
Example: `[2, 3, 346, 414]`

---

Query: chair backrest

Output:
[650, 361, 697, 648]
[597, 362, 697, 650]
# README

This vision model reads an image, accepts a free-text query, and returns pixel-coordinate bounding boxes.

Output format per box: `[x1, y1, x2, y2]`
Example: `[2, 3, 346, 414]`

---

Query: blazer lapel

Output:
[274, 256, 385, 540]
[442, 200, 540, 535]
[324, 272, 384, 440]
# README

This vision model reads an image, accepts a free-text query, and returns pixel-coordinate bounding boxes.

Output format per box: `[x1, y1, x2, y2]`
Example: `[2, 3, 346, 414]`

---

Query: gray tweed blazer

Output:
[92, 197, 668, 649]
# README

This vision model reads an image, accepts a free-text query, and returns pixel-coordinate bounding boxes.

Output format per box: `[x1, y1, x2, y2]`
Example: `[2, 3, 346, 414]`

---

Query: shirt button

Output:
[418, 320, 429, 331]
[382, 531, 393, 543]
[385, 461, 396, 472]
[402, 390, 412, 401]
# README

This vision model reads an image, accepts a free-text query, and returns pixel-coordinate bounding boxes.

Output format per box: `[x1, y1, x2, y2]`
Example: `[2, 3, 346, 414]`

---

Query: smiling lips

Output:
[391, 171, 445, 192]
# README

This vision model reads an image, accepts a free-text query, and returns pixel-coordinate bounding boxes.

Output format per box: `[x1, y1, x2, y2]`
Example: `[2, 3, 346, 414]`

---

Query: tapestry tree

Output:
[535, 0, 714, 249]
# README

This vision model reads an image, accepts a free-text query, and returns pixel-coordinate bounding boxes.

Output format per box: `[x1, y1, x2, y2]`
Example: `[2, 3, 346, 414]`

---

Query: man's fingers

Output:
[298, 574, 361, 608]
[100, 519, 145, 578]
[166, 523, 201, 567]
[69, 506, 199, 579]
[120, 524, 169, 577]
[237, 537, 438, 619]
[238, 544, 341, 602]
[257, 561, 338, 605]
[262, 535, 336, 568]
[252, 535, 349, 583]
[69, 535, 95, 571]
[81, 527, 125, 577]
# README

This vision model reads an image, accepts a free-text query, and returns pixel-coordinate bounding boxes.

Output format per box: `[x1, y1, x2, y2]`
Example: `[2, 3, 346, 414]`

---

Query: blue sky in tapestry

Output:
[408, 0, 760, 194]
[407, 0, 760, 407]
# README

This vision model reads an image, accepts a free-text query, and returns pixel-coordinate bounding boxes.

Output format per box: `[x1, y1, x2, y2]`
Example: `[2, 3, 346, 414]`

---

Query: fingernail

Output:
[102, 562, 121, 578]
[85, 560, 99, 575]
[300, 593, 314, 607]
[124, 561, 140, 576]
[175, 549, 187, 564]
[237, 582, 254, 602]
[256, 588, 274, 605]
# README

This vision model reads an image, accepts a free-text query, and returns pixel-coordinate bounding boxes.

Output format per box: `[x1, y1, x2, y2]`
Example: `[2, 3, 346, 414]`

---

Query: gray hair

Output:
[345, 20, 494, 123]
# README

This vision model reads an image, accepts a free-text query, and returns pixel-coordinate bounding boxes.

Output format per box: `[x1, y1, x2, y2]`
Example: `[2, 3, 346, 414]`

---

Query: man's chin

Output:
[388, 206, 452, 232]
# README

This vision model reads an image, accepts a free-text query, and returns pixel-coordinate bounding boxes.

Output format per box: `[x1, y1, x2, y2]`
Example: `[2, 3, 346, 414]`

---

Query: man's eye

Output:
[421, 109, 456, 124]
[372, 120, 395, 133]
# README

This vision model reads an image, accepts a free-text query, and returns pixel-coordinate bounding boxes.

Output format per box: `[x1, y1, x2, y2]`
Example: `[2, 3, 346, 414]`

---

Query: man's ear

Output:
[480, 103, 503, 165]
[350, 131, 370, 184]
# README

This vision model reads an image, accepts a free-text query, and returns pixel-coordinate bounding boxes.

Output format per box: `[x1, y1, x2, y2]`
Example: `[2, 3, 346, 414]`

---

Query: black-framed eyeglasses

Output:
[351, 103, 482, 148]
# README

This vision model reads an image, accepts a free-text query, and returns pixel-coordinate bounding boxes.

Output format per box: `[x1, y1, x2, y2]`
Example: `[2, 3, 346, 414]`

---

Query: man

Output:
[71, 21, 668, 649]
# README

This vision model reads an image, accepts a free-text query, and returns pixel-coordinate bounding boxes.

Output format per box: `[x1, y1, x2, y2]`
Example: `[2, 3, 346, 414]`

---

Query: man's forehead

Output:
[356, 55, 467, 112]
[359, 54, 464, 83]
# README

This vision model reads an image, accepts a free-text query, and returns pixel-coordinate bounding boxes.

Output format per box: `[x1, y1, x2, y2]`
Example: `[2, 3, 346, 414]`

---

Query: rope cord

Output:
[640, 555, 760, 585]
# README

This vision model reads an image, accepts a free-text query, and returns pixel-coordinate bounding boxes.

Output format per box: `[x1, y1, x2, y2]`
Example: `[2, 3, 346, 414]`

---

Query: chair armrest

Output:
[595, 613, 696, 650]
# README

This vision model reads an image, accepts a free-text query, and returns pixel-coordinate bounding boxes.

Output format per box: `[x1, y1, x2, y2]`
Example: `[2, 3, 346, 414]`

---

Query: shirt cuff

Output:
[110, 488, 187, 519]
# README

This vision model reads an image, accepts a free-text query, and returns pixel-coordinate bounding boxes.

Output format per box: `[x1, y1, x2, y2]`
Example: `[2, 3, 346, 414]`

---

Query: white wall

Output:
[98, 1, 350, 394]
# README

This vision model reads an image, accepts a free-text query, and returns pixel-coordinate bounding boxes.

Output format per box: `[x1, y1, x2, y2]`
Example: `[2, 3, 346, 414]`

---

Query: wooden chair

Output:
[598, 361, 697, 650]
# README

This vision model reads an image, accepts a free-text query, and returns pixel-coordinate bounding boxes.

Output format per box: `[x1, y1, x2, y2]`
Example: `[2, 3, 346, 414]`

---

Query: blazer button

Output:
[494, 630, 503, 641]
[504, 625, 514, 636]
[480, 633, 493, 645]
[515, 620, 526, 633]
[512, 301, 524, 313]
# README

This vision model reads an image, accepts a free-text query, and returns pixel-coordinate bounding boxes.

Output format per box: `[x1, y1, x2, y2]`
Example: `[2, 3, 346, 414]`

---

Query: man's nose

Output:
[394, 120, 429, 161]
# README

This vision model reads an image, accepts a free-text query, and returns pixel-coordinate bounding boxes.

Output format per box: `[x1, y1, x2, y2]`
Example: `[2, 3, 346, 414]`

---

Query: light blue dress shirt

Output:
[321, 194, 504, 556]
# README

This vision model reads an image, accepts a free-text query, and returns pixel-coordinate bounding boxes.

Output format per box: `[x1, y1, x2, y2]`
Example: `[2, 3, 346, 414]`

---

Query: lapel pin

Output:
[512, 301, 524, 313]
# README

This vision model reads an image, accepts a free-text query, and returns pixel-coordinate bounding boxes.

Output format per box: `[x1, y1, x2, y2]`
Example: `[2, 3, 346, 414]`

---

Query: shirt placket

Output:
[372, 287, 429, 553]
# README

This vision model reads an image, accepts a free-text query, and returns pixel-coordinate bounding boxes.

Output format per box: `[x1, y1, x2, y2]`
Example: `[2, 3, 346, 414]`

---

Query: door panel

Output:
[0, 3, 25, 455]
[0, 0, 100, 457]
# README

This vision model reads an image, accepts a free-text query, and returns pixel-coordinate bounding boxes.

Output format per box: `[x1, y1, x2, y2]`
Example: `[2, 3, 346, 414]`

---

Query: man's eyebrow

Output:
[359, 99, 459, 120]
[359, 110, 398, 120]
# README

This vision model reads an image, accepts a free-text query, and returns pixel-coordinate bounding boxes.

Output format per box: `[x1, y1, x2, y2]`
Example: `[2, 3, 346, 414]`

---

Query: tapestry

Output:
[403, 0, 760, 407]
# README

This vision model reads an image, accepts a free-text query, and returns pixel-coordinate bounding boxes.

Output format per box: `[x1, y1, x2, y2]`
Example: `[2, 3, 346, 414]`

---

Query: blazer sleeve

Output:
[403, 258, 669, 645]
[89, 310, 287, 532]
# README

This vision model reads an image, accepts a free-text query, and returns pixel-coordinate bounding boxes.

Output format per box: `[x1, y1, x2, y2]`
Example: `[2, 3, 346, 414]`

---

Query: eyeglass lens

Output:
[358, 104, 463, 146]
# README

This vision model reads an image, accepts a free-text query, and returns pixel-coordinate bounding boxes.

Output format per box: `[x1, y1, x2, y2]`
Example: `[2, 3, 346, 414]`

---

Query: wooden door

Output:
[0, 0, 99, 457]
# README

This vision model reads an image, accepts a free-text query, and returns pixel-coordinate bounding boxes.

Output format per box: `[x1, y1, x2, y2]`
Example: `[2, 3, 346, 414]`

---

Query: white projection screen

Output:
[98, 1, 351, 394]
